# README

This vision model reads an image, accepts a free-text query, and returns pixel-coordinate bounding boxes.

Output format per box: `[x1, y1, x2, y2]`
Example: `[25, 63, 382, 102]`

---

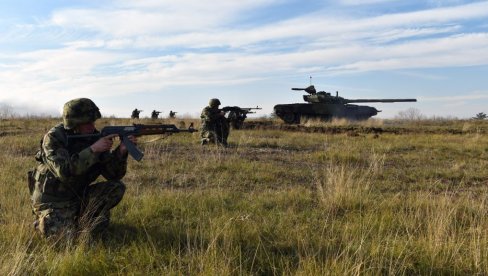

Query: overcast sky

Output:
[1, 0, 487, 119]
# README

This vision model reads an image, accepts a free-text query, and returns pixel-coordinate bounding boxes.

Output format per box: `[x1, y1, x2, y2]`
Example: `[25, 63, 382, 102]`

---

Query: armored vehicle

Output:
[274, 85, 417, 124]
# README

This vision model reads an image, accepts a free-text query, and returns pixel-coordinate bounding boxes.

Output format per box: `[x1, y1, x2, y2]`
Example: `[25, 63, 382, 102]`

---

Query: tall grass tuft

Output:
[314, 151, 384, 214]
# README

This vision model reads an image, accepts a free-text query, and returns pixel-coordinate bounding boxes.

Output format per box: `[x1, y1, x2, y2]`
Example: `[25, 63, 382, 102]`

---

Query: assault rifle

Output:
[221, 106, 261, 114]
[67, 123, 197, 161]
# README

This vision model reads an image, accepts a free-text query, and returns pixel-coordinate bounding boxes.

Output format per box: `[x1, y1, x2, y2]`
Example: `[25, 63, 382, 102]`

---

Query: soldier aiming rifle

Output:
[131, 108, 143, 119]
[221, 106, 261, 129]
[28, 98, 196, 238]
[200, 98, 229, 146]
[169, 110, 177, 118]
[151, 110, 161, 119]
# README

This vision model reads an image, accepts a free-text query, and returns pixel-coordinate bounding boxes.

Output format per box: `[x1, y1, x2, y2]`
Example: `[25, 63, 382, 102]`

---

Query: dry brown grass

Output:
[1, 117, 488, 274]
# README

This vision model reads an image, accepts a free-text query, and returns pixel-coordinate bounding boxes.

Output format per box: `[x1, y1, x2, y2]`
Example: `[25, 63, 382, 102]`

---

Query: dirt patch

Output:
[241, 122, 480, 135]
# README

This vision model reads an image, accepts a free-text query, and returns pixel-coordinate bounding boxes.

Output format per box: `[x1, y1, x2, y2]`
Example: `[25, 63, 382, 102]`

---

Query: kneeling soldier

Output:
[29, 98, 136, 238]
[200, 98, 229, 146]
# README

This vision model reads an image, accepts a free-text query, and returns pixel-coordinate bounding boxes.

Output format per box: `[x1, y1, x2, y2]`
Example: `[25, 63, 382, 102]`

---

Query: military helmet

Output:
[209, 98, 221, 108]
[63, 98, 101, 129]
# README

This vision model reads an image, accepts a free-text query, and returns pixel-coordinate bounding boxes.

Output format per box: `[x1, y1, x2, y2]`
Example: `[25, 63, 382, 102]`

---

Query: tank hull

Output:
[273, 103, 378, 124]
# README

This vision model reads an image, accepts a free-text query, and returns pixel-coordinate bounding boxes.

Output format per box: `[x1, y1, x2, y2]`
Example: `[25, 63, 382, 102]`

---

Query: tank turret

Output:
[274, 85, 417, 124]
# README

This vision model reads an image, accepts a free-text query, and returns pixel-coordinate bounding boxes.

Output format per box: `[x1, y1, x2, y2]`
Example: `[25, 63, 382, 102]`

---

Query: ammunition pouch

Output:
[30, 150, 45, 196]
[27, 169, 36, 196]
[34, 165, 72, 198]
[35, 150, 43, 163]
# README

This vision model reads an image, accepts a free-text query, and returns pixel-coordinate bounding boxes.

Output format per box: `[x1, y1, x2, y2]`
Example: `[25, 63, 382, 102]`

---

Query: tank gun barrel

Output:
[345, 99, 417, 103]
[292, 85, 316, 94]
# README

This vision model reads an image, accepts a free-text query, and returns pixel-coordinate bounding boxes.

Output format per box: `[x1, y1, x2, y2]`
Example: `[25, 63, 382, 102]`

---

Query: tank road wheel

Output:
[282, 113, 299, 124]
[294, 114, 301, 124]
[282, 113, 294, 124]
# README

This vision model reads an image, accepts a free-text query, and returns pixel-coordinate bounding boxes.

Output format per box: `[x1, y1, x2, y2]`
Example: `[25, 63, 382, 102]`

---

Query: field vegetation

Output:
[0, 116, 488, 275]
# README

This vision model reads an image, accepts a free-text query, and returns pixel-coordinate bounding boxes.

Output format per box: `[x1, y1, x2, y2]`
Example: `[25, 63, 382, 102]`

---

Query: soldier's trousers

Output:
[32, 180, 126, 238]
[201, 124, 229, 145]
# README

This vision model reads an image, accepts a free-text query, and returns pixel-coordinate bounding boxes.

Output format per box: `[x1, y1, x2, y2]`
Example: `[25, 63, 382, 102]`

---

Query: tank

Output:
[274, 85, 417, 124]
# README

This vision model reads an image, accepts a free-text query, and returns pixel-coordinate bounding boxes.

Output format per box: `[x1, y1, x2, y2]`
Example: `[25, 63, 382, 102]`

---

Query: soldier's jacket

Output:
[31, 123, 128, 204]
[200, 106, 227, 130]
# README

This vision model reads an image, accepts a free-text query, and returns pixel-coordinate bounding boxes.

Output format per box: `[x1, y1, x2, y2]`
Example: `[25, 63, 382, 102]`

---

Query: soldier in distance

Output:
[151, 110, 161, 119]
[200, 98, 229, 146]
[131, 108, 142, 119]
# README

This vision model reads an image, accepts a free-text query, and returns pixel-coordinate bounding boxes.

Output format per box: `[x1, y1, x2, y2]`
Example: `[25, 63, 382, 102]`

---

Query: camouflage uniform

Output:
[29, 98, 128, 238]
[151, 110, 160, 119]
[200, 99, 229, 146]
[131, 109, 141, 119]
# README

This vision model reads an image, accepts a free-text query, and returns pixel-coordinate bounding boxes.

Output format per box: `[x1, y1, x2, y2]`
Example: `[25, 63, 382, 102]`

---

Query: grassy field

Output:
[1, 117, 488, 275]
